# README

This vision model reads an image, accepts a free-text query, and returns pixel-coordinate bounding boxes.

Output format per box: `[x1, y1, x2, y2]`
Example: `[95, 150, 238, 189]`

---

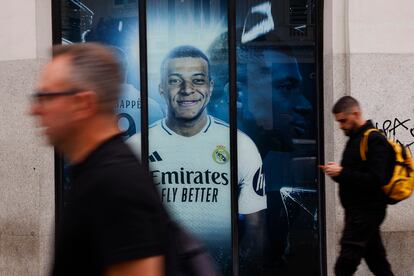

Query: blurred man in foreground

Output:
[30, 43, 167, 276]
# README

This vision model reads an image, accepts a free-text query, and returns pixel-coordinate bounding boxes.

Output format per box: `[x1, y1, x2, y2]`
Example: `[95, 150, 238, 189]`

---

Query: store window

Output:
[56, 0, 322, 275]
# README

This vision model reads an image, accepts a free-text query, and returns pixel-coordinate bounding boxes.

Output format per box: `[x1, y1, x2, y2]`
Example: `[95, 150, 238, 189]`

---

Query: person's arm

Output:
[238, 210, 267, 273]
[240, 210, 267, 245]
[105, 256, 164, 276]
[237, 131, 268, 271]
[335, 133, 392, 187]
[237, 131, 267, 215]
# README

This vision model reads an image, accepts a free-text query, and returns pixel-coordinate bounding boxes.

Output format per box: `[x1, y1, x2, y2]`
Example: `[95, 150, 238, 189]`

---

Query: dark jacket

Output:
[53, 135, 168, 276]
[333, 120, 394, 209]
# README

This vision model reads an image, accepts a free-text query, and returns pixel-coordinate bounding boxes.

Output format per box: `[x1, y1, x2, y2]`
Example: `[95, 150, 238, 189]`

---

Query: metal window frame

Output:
[51, 0, 63, 249]
[316, 0, 327, 274]
[228, 1, 239, 274]
[51, 0, 326, 274]
[138, 0, 149, 170]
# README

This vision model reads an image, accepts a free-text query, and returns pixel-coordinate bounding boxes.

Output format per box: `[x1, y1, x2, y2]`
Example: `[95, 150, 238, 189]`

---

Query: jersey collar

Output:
[160, 115, 212, 136]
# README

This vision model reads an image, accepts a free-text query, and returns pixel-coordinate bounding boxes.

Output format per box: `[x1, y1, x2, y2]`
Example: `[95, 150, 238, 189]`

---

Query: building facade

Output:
[0, 0, 413, 275]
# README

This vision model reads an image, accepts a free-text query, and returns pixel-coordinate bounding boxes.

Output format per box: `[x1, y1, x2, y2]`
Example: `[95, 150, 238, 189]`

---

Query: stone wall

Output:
[324, 0, 414, 275]
[0, 1, 53, 275]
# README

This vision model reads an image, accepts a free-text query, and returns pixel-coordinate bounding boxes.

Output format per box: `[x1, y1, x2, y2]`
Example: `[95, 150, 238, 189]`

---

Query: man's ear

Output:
[223, 82, 230, 93]
[209, 80, 214, 94]
[159, 84, 165, 96]
[72, 91, 98, 120]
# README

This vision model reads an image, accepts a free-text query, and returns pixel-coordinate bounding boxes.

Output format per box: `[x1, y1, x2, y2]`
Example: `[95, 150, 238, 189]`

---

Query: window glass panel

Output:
[58, 1, 322, 274]
[143, 0, 232, 274]
[232, 0, 319, 275]
[61, 0, 141, 140]
[60, 0, 142, 195]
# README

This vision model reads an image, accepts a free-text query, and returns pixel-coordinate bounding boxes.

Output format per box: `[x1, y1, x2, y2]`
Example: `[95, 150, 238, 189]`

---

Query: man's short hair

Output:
[52, 43, 122, 113]
[332, 96, 360, 114]
[160, 45, 211, 82]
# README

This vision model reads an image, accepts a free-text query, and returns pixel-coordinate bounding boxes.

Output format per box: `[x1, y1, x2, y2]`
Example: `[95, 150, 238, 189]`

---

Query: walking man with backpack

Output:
[321, 96, 394, 276]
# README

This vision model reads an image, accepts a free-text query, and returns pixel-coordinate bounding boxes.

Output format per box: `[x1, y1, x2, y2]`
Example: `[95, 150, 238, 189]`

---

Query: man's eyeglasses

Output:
[31, 89, 84, 104]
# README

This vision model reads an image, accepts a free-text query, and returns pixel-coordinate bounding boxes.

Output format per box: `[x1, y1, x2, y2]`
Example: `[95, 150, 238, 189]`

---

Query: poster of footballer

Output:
[128, 1, 235, 273]
[131, 2, 319, 276]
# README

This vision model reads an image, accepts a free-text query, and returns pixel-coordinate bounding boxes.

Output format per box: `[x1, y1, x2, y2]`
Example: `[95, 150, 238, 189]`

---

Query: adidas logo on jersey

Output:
[149, 151, 163, 163]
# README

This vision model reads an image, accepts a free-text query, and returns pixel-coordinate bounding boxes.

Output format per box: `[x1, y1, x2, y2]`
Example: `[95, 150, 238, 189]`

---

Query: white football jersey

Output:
[127, 116, 266, 247]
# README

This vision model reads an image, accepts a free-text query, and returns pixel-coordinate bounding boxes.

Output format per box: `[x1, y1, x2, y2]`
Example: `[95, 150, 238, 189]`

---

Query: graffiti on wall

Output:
[375, 117, 414, 149]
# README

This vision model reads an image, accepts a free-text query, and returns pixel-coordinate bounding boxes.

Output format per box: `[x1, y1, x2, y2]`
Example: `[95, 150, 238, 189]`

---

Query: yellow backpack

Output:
[360, 129, 414, 204]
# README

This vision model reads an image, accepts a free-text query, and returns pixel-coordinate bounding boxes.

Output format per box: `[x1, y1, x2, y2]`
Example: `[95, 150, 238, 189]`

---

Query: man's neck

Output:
[356, 119, 367, 129]
[166, 113, 208, 137]
[349, 119, 367, 137]
[62, 115, 121, 164]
